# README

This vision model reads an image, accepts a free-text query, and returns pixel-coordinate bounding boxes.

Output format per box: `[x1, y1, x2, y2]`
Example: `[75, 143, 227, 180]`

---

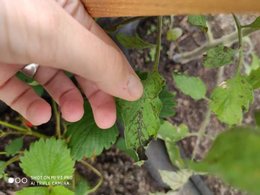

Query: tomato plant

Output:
[0, 14, 260, 195]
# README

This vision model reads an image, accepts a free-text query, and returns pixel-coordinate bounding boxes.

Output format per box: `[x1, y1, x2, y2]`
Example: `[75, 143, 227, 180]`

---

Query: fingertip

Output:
[93, 103, 116, 129]
[26, 99, 51, 126]
[60, 99, 84, 122]
[126, 74, 144, 101]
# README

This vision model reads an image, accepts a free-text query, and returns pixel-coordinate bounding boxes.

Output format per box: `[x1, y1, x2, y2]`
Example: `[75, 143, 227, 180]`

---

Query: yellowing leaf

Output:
[245, 53, 260, 75]
[159, 169, 193, 191]
[210, 76, 253, 125]
[118, 72, 165, 149]
[167, 28, 183, 41]
[158, 121, 189, 143]
[158, 121, 188, 168]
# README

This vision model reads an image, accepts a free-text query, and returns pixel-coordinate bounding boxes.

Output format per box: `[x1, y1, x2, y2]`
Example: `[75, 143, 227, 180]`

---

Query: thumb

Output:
[0, 0, 143, 101]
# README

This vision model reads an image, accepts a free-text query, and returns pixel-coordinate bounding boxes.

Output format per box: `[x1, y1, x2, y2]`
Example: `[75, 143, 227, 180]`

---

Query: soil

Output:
[0, 14, 260, 195]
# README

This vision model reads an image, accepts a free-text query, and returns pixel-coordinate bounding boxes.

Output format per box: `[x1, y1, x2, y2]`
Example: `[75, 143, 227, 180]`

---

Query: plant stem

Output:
[0, 152, 6, 155]
[206, 21, 214, 44]
[191, 66, 224, 160]
[191, 108, 211, 160]
[173, 28, 255, 63]
[0, 120, 27, 132]
[52, 100, 61, 139]
[1, 155, 20, 170]
[0, 120, 47, 139]
[232, 14, 244, 75]
[80, 160, 103, 193]
[25, 130, 47, 139]
[153, 16, 163, 71]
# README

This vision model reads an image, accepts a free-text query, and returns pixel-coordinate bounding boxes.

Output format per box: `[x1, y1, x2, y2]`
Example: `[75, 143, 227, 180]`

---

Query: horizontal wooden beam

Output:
[82, 0, 260, 17]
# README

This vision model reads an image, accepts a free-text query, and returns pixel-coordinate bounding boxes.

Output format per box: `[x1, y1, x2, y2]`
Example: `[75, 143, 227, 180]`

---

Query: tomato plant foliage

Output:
[210, 75, 254, 125]
[203, 44, 235, 68]
[118, 71, 165, 149]
[191, 127, 260, 195]
[173, 74, 206, 100]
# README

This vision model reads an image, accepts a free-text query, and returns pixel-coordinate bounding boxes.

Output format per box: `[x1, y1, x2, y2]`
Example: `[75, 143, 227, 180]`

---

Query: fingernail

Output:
[127, 74, 143, 100]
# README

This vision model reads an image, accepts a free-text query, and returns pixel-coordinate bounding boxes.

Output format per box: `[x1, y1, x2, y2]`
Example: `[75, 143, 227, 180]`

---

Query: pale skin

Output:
[0, 0, 143, 129]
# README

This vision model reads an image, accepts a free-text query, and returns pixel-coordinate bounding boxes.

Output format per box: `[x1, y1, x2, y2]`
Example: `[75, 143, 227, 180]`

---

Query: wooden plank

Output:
[82, 0, 260, 17]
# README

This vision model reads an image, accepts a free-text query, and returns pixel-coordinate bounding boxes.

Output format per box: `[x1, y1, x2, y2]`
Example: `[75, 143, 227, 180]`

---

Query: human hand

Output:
[0, 0, 143, 129]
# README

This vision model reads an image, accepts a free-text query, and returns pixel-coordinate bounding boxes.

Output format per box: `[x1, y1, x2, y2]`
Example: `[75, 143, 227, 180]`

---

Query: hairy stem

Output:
[191, 109, 211, 160]
[173, 28, 255, 63]
[0, 120, 46, 138]
[1, 155, 20, 170]
[232, 14, 244, 75]
[0, 120, 27, 132]
[52, 100, 61, 139]
[191, 66, 224, 160]
[153, 16, 163, 71]
[80, 160, 103, 193]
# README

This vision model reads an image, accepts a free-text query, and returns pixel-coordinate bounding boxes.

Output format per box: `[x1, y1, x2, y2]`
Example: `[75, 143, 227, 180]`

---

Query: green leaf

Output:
[247, 67, 260, 89]
[245, 53, 260, 75]
[149, 47, 157, 62]
[191, 127, 260, 195]
[167, 28, 183, 41]
[158, 121, 189, 143]
[16, 187, 49, 195]
[188, 15, 207, 30]
[50, 186, 73, 195]
[33, 85, 44, 96]
[118, 71, 165, 149]
[20, 138, 74, 183]
[203, 44, 234, 68]
[75, 179, 91, 195]
[173, 74, 206, 100]
[210, 76, 254, 125]
[116, 33, 155, 49]
[16, 186, 73, 195]
[116, 137, 139, 161]
[159, 87, 176, 118]
[17, 72, 35, 84]
[158, 121, 188, 168]
[159, 170, 193, 191]
[165, 142, 184, 168]
[5, 137, 23, 156]
[16, 72, 44, 96]
[243, 16, 260, 29]
[67, 101, 119, 160]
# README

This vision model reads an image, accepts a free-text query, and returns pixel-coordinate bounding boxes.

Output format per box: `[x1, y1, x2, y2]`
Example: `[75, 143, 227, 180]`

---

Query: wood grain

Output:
[82, 0, 260, 17]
